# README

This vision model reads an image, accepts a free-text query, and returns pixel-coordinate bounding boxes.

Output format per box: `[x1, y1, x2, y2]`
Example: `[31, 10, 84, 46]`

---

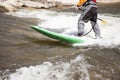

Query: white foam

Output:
[38, 11, 120, 47]
[9, 55, 90, 80]
[39, 12, 79, 29]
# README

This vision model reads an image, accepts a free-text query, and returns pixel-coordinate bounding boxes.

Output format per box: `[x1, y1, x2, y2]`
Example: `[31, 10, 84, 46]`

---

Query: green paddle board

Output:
[31, 25, 84, 44]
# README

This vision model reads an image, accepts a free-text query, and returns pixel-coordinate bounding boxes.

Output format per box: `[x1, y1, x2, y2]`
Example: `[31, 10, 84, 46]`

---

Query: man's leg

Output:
[77, 5, 93, 36]
[78, 18, 85, 36]
[90, 21, 101, 38]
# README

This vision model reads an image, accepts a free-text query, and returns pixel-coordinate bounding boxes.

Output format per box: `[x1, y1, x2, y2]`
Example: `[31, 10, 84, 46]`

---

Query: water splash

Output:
[37, 11, 120, 47]
[7, 54, 89, 80]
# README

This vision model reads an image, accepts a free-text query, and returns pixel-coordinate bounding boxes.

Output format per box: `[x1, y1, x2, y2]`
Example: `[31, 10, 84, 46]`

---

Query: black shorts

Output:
[82, 7, 97, 23]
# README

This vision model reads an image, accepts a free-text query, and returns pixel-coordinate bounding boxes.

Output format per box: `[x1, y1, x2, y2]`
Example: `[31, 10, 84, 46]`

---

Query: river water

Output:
[1, 5, 120, 80]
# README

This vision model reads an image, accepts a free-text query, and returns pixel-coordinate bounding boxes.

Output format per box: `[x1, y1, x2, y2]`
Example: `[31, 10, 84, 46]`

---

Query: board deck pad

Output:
[31, 25, 84, 44]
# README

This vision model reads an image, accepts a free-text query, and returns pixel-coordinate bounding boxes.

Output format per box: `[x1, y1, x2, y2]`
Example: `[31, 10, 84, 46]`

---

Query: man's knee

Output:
[78, 19, 85, 25]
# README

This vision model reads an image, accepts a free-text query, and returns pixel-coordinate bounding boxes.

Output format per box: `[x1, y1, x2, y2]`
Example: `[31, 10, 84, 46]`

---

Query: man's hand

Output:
[78, 6, 85, 11]
[73, 6, 79, 10]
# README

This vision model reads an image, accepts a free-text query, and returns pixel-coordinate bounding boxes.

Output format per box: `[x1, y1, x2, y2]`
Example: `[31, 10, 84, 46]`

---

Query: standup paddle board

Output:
[31, 25, 84, 44]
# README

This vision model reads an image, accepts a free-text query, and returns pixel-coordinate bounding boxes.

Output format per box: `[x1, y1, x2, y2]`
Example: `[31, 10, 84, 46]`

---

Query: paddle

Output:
[97, 18, 107, 24]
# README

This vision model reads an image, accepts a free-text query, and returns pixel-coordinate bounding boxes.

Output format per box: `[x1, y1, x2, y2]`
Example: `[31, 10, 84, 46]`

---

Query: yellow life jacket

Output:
[77, 0, 87, 7]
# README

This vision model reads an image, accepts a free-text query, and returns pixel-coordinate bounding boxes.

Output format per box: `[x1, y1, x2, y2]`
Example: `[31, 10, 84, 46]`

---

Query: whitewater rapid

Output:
[8, 55, 90, 80]
[6, 9, 120, 47]
[38, 11, 120, 47]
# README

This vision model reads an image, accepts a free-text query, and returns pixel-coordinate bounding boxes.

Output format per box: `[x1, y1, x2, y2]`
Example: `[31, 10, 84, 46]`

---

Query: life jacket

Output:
[77, 0, 96, 7]
[77, 0, 87, 7]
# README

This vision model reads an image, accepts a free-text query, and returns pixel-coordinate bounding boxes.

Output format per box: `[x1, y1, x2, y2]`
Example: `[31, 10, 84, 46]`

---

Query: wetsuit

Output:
[77, 0, 101, 38]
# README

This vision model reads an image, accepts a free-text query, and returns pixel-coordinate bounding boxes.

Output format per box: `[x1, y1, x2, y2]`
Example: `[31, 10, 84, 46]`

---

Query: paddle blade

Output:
[101, 20, 107, 24]
[98, 18, 107, 24]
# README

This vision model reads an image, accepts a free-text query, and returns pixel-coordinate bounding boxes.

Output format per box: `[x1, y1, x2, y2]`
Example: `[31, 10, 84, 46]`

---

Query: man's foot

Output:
[78, 33, 83, 36]
[95, 35, 102, 39]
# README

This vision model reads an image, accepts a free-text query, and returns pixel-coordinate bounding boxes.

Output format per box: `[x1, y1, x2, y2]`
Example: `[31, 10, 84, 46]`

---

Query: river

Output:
[0, 4, 120, 80]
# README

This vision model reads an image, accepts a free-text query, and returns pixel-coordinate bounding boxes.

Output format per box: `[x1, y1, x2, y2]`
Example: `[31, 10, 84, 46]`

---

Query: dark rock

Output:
[0, 5, 8, 13]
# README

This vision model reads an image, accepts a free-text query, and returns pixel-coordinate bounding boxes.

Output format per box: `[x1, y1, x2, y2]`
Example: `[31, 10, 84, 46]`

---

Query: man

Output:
[77, 0, 101, 38]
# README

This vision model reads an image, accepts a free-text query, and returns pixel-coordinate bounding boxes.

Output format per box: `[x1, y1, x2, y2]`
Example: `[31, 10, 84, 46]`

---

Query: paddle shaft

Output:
[97, 18, 107, 23]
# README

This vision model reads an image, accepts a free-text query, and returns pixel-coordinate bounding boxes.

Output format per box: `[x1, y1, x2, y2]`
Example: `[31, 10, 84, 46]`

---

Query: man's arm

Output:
[77, 0, 87, 7]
